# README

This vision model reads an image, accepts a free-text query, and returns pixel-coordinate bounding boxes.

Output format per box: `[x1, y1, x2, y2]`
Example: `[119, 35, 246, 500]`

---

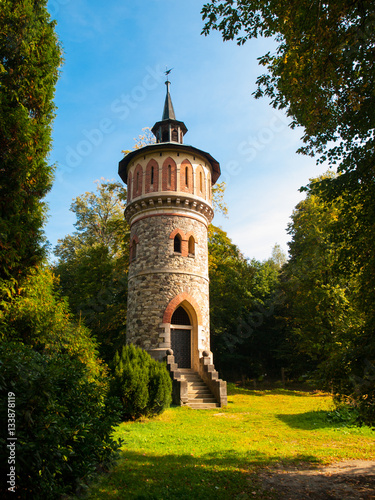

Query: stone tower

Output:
[118, 80, 227, 407]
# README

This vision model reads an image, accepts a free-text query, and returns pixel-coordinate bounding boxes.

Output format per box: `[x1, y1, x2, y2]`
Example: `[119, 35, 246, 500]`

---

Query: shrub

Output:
[0, 268, 105, 380]
[0, 342, 121, 499]
[112, 344, 172, 420]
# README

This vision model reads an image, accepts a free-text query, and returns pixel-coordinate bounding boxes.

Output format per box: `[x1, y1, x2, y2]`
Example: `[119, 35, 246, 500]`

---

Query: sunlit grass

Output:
[83, 384, 374, 499]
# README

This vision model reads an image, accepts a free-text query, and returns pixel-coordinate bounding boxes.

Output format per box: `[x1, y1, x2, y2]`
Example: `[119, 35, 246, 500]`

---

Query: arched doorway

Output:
[170, 306, 192, 368]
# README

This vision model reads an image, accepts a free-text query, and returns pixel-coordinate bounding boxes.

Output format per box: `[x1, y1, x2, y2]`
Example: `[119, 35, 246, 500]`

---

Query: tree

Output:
[208, 225, 284, 379]
[201, 0, 375, 308]
[202, 0, 375, 418]
[122, 126, 156, 155]
[54, 180, 129, 362]
[0, 1, 62, 282]
[283, 174, 362, 361]
[281, 174, 375, 423]
[201, 1, 375, 179]
[268, 243, 287, 271]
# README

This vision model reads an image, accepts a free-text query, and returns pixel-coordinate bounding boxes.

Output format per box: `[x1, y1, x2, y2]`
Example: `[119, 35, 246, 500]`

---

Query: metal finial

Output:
[165, 67, 173, 83]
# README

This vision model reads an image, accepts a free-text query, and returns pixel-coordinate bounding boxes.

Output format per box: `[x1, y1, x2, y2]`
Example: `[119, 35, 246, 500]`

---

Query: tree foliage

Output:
[282, 174, 374, 424]
[202, 0, 375, 177]
[0, 266, 108, 382]
[54, 180, 129, 363]
[202, 0, 375, 422]
[0, 0, 62, 282]
[0, 342, 121, 499]
[208, 225, 286, 379]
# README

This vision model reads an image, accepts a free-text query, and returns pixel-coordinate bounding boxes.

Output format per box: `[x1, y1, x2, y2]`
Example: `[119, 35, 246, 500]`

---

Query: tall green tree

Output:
[201, 0, 375, 319]
[54, 180, 129, 362]
[284, 175, 362, 362]
[202, 0, 375, 416]
[281, 175, 375, 422]
[201, 1, 375, 178]
[208, 225, 284, 379]
[0, 1, 62, 282]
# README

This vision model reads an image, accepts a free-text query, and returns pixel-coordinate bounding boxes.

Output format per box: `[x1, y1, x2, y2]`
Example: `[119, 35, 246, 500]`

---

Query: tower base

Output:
[166, 351, 227, 408]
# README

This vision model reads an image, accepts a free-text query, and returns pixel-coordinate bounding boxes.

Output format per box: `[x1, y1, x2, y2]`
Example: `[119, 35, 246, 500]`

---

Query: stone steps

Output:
[179, 369, 219, 409]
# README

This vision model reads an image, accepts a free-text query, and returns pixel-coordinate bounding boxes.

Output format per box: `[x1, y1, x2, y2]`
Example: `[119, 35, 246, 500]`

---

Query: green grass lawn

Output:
[83, 384, 374, 499]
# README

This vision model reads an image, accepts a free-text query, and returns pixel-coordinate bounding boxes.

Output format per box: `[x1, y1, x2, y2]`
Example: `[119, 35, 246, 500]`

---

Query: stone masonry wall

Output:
[126, 213, 210, 354]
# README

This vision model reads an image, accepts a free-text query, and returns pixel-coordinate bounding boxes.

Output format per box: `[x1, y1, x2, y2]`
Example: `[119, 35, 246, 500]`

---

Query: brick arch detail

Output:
[133, 164, 143, 198]
[169, 228, 186, 240]
[162, 157, 177, 191]
[180, 159, 193, 194]
[195, 164, 206, 199]
[145, 158, 159, 194]
[185, 231, 198, 244]
[163, 292, 202, 324]
[169, 229, 198, 256]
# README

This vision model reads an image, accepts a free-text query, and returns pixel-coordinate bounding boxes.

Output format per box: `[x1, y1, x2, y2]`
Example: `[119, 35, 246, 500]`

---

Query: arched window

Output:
[172, 128, 178, 142]
[174, 234, 182, 253]
[171, 306, 191, 325]
[188, 236, 195, 256]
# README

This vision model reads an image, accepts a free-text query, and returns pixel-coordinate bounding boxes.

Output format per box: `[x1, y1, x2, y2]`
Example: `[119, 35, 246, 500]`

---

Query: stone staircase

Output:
[179, 369, 219, 409]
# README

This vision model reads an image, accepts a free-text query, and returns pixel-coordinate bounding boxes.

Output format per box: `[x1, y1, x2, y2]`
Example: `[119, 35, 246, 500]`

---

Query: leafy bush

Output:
[0, 268, 105, 379]
[0, 342, 121, 499]
[112, 344, 172, 420]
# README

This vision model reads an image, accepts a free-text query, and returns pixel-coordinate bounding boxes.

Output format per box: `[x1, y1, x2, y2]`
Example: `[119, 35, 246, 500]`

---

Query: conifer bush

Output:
[112, 344, 172, 420]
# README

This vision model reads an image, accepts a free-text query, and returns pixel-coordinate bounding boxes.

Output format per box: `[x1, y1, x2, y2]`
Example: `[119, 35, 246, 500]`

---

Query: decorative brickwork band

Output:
[163, 292, 203, 324]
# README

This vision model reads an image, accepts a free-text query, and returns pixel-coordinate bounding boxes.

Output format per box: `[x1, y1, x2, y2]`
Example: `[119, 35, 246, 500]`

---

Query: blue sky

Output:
[45, 0, 327, 261]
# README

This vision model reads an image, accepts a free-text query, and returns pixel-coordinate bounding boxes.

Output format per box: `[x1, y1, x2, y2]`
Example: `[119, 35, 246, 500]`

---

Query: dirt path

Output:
[259, 460, 375, 499]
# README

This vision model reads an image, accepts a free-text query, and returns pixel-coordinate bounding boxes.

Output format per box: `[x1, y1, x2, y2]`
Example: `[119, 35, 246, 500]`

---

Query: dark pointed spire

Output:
[162, 81, 176, 120]
[151, 78, 187, 144]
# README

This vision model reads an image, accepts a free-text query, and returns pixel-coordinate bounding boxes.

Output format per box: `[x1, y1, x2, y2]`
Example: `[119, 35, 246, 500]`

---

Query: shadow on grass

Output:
[277, 410, 336, 430]
[227, 384, 318, 398]
[86, 449, 319, 500]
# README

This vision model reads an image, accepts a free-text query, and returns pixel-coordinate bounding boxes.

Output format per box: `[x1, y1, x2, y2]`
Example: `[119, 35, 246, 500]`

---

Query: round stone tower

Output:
[118, 80, 221, 373]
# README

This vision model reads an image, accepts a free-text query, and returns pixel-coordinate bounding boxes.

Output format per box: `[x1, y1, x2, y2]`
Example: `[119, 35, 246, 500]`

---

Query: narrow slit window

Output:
[131, 240, 137, 261]
[185, 166, 189, 187]
[137, 171, 140, 192]
[200, 172, 203, 192]
[168, 165, 172, 187]
[151, 166, 154, 185]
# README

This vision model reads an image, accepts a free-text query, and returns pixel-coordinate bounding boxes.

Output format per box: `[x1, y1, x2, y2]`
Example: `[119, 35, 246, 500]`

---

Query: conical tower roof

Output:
[151, 80, 187, 144]
[162, 81, 176, 120]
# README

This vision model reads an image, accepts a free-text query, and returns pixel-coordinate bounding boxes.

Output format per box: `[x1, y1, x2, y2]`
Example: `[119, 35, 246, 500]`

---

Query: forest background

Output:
[0, 0, 374, 498]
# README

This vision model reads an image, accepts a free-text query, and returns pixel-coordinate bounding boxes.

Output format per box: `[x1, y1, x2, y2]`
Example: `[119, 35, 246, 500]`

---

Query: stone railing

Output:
[165, 349, 227, 407]
[198, 351, 227, 407]
[165, 350, 188, 406]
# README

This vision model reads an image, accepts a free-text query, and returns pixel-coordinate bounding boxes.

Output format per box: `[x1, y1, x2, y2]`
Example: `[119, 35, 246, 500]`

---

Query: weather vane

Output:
[165, 67, 173, 82]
